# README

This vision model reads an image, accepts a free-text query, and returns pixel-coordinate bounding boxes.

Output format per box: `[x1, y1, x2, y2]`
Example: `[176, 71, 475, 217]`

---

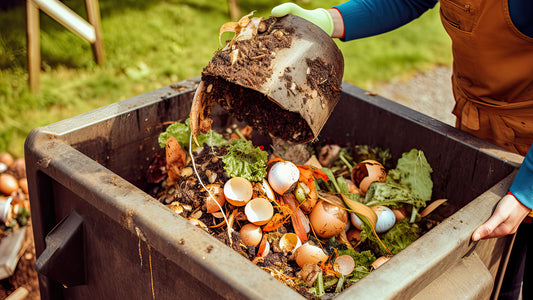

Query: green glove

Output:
[271, 3, 334, 36]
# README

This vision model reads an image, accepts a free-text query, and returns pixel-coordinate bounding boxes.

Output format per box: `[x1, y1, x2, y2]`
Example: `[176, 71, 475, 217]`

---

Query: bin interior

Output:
[65, 81, 516, 219]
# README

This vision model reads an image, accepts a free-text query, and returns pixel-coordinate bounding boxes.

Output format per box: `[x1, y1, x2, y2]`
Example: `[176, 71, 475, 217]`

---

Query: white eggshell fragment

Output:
[294, 243, 329, 267]
[372, 205, 396, 233]
[350, 212, 363, 230]
[205, 184, 226, 213]
[261, 179, 276, 202]
[351, 160, 386, 195]
[239, 223, 263, 247]
[268, 161, 300, 194]
[224, 177, 253, 206]
[245, 197, 274, 225]
[333, 255, 356, 275]
[279, 233, 302, 254]
[309, 196, 348, 238]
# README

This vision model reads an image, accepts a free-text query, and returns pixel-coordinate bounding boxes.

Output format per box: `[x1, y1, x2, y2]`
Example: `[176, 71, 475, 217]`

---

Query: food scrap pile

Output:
[0, 152, 30, 242]
[147, 119, 446, 298]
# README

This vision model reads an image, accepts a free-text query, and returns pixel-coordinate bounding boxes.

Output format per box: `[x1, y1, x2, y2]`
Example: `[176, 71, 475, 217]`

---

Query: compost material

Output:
[191, 15, 344, 144]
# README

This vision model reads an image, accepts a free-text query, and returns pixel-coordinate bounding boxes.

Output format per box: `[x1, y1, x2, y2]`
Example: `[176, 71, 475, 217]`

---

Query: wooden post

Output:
[26, 0, 41, 92]
[85, 0, 105, 66]
[227, 0, 240, 21]
[25, 0, 105, 92]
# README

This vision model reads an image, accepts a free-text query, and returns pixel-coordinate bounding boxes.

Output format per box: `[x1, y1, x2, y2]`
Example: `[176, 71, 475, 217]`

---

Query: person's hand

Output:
[472, 194, 531, 241]
[271, 3, 335, 36]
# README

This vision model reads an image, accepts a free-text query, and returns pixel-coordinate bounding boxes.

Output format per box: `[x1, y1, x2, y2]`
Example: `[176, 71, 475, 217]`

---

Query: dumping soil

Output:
[192, 15, 343, 144]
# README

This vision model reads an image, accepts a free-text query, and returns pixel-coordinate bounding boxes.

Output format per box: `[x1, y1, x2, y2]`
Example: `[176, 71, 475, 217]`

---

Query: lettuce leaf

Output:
[222, 139, 268, 182]
[364, 181, 426, 210]
[361, 219, 420, 255]
[390, 149, 433, 202]
[158, 118, 227, 150]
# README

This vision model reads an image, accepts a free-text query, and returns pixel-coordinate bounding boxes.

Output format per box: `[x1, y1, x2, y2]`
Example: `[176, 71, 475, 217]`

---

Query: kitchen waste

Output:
[146, 119, 446, 299]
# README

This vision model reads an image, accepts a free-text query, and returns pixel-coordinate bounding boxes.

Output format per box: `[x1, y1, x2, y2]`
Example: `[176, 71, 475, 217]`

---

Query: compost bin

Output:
[25, 77, 524, 300]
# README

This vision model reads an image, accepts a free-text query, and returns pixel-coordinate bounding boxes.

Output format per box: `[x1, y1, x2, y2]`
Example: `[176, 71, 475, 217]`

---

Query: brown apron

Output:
[440, 0, 533, 155]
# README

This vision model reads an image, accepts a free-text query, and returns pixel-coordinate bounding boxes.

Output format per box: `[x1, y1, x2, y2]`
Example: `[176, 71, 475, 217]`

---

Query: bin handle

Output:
[34, 210, 86, 287]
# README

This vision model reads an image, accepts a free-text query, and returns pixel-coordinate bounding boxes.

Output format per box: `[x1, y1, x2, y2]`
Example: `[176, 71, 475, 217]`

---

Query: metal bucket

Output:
[191, 14, 344, 143]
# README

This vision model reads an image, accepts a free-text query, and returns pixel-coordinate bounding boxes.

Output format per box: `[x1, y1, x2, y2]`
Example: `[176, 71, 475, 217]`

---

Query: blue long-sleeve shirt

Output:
[335, 0, 533, 40]
[334, 0, 533, 210]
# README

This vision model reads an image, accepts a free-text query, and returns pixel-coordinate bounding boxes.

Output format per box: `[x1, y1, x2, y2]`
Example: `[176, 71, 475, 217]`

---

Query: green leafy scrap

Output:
[361, 219, 420, 256]
[390, 149, 433, 201]
[158, 118, 227, 150]
[337, 249, 376, 281]
[364, 181, 426, 210]
[222, 139, 268, 182]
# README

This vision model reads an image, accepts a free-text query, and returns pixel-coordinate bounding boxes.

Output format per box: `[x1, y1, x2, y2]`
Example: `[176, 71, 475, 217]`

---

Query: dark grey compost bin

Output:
[25, 77, 524, 300]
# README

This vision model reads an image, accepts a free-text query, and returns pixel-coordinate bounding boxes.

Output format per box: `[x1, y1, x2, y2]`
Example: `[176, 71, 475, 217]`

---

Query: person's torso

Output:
[440, 0, 533, 103]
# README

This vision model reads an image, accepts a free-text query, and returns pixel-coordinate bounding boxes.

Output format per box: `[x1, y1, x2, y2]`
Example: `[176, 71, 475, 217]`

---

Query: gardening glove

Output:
[271, 3, 334, 36]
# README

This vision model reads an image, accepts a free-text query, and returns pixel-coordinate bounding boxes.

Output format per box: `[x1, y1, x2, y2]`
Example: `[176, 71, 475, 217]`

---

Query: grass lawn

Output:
[0, 0, 451, 157]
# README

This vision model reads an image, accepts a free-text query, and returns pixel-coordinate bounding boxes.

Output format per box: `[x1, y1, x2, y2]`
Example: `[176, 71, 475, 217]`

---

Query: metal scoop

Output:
[190, 14, 344, 144]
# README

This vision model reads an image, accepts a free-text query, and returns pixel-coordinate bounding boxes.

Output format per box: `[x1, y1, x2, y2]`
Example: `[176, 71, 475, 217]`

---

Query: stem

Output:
[409, 207, 418, 223]
[316, 271, 325, 298]
[335, 275, 345, 293]
[234, 128, 246, 140]
[339, 152, 353, 171]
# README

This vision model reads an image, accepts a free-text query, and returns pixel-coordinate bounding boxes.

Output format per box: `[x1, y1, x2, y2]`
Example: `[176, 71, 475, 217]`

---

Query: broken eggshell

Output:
[205, 183, 226, 213]
[267, 161, 300, 195]
[294, 243, 329, 268]
[244, 197, 274, 226]
[309, 195, 348, 239]
[279, 233, 302, 257]
[223, 177, 253, 206]
[239, 223, 263, 247]
[333, 255, 356, 276]
[351, 160, 386, 195]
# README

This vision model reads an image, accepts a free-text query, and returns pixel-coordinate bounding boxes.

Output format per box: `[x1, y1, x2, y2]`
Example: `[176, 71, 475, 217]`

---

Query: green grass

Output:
[0, 0, 451, 158]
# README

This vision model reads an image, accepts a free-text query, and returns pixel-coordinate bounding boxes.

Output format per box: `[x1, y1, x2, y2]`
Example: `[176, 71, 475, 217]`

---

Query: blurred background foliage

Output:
[0, 0, 451, 157]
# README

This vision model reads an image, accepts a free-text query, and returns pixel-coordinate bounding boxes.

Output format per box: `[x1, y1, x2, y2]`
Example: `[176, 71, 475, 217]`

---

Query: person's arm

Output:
[472, 146, 533, 241]
[272, 0, 438, 40]
[334, 0, 438, 40]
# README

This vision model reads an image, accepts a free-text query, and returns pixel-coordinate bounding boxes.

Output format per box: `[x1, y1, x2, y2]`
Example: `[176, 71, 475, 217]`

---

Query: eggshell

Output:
[372, 205, 396, 233]
[204, 184, 226, 213]
[267, 161, 300, 194]
[0, 153, 14, 167]
[279, 233, 302, 254]
[351, 160, 386, 195]
[239, 223, 263, 247]
[244, 197, 273, 225]
[294, 243, 328, 267]
[261, 179, 276, 202]
[18, 178, 29, 195]
[350, 212, 363, 230]
[309, 195, 348, 238]
[224, 177, 253, 206]
[333, 255, 356, 275]
[0, 174, 19, 196]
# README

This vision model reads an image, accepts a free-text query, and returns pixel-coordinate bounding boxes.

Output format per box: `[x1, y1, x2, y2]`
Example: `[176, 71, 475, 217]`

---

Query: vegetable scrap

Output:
[147, 119, 447, 298]
[0, 152, 31, 242]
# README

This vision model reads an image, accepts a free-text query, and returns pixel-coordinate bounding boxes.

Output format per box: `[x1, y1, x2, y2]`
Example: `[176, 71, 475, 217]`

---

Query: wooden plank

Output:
[32, 0, 96, 43]
[26, 0, 41, 92]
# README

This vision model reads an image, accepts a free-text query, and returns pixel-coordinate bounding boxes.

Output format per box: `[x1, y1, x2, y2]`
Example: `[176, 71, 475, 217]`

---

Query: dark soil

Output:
[200, 16, 342, 143]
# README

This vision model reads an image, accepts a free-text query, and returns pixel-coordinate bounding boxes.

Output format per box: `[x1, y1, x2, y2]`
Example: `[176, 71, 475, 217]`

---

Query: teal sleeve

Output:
[334, 0, 438, 40]
[510, 146, 533, 209]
